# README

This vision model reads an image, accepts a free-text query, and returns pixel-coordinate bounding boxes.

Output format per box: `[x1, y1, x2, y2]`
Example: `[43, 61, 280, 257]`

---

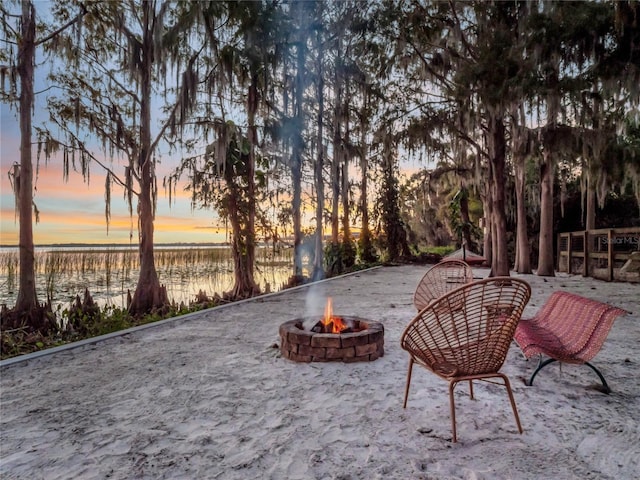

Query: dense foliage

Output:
[1, 1, 638, 339]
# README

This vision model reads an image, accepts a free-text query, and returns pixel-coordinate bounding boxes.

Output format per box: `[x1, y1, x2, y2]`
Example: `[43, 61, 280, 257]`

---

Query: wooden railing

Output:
[557, 227, 640, 282]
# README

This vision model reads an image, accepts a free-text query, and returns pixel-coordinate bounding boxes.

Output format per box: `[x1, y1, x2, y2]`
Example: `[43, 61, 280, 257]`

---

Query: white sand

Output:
[1, 265, 639, 480]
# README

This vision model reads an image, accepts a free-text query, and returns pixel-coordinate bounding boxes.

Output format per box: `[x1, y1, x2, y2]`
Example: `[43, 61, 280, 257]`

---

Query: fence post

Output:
[567, 232, 572, 274]
[608, 229, 614, 282]
[583, 230, 589, 277]
[557, 233, 561, 271]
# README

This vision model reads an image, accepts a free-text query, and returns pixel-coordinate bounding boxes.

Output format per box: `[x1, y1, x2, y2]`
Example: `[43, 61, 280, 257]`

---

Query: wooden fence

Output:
[557, 227, 640, 282]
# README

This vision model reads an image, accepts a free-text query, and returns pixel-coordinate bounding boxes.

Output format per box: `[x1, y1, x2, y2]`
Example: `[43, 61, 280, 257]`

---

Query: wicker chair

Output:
[413, 259, 474, 311]
[401, 277, 532, 442]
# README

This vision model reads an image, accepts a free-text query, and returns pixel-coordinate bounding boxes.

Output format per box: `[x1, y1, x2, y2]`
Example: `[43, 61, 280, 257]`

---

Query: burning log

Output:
[310, 319, 354, 334]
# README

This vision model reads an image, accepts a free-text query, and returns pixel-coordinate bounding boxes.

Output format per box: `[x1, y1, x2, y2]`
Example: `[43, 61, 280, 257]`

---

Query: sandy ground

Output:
[1, 265, 639, 480]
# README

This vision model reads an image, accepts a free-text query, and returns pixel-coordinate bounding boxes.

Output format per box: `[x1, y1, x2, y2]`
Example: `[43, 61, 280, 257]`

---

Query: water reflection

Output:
[0, 245, 302, 309]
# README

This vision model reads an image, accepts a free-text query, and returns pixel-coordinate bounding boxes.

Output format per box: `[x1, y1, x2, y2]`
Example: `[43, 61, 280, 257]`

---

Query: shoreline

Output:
[0, 266, 382, 369]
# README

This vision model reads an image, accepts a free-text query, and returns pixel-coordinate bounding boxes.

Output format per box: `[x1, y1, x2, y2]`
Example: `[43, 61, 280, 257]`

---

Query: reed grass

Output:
[0, 252, 17, 294]
[0, 245, 376, 360]
[0, 246, 295, 309]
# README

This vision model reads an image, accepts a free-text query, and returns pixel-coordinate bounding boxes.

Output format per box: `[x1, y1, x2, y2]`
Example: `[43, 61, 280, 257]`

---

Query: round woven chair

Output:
[413, 259, 474, 311]
[401, 276, 532, 442]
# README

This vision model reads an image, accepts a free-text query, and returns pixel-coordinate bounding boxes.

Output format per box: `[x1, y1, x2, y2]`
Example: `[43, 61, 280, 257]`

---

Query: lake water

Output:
[0, 245, 305, 309]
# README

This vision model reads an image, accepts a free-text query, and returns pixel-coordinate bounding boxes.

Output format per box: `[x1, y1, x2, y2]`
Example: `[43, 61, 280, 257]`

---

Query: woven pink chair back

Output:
[413, 259, 474, 311]
[402, 277, 532, 378]
[515, 291, 627, 363]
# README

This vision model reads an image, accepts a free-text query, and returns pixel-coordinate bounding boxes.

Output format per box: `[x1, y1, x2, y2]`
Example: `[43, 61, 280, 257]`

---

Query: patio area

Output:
[1, 264, 638, 479]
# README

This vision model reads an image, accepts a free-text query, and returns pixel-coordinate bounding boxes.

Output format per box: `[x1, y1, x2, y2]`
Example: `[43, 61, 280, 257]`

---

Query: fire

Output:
[322, 297, 348, 333]
[323, 297, 333, 324]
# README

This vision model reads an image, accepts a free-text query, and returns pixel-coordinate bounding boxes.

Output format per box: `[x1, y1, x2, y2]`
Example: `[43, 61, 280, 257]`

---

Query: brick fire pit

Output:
[279, 317, 384, 362]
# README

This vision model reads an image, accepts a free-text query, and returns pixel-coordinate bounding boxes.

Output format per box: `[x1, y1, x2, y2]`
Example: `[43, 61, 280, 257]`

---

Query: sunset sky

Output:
[0, 101, 226, 246]
[0, 1, 237, 247]
[0, 3, 424, 248]
[0, 99, 419, 247]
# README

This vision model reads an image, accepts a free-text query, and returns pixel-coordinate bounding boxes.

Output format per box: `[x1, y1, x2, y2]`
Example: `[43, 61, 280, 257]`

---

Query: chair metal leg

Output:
[403, 358, 414, 408]
[443, 375, 522, 442]
[449, 380, 458, 443]
[585, 361, 611, 394]
[501, 374, 523, 434]
[468, 380, 474, 399]
[526, 357, 557, 386]
[528, 357, 611, 394]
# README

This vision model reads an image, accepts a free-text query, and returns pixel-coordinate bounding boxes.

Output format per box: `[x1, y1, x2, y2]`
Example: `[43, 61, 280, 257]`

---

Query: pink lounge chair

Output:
[514, 291, 628, 394]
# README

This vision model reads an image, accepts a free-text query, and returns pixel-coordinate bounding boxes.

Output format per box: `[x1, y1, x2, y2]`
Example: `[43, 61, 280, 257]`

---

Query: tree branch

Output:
[36, 4, 87, 47]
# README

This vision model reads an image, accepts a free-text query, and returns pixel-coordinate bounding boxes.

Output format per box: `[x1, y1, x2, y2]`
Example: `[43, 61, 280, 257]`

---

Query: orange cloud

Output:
[0, 152, 227, 245]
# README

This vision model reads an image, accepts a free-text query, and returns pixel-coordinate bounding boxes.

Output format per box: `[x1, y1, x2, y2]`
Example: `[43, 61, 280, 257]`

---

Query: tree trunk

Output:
[382, 151, 399, 261]
[330, 148, 340, 245]
[225, 176, 260, 299]
[458, 188, 473, 251]
[291, 35, 305, 279]
[228, 230, 260, 299]
[514, 156, 531, 273]
[291, 155, 303, 278]
[130, 190, 167, 313]
[585, 177, 596, 230]
[312, 30, 325, 281]
[585, 88, 599, 231]
[341, 160, 350, 237]
[330, 61, 342, 246]
[537, 152, 556, 276]
[359, 117, 375, 263]
[14, 0, 38, 315]
[128, 111, 167, 313]
[242, 79, 259, 296]
[221, 81, 262, 300]
[381, 145, 410, 261]
[488, 116, 510, 276]
[341, 101, 351, 252]
[482, 183, 492, 267]
[129, 5, 168, 314]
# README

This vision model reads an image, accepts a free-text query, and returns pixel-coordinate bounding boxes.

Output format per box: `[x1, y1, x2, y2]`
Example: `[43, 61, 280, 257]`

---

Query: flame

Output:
[322, 297, 347, 333]
[323, 297, 333, 324]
